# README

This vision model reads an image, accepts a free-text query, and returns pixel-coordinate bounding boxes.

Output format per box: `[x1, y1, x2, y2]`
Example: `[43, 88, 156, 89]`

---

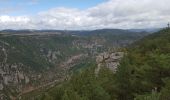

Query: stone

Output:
[0, 83, 3, 90]
[25, 76, 30, 84]
[18, 72, 25, 80]
[96, 52, 124, 75]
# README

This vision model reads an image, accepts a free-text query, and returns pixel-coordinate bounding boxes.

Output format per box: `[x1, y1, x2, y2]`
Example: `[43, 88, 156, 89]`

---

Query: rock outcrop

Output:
[95, 52, 124, 75]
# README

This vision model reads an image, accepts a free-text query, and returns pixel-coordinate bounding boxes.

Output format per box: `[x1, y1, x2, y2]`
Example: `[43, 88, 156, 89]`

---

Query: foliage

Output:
[159, 79, 170, 100]
[25, 29, 170, 100]
[36, 63, 114, 100]
[134, 90, 160, 100]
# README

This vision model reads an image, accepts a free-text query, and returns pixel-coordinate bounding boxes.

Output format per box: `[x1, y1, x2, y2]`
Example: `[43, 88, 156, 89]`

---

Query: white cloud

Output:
[0, 16, 36, 29]
[0, 0, 170, 30]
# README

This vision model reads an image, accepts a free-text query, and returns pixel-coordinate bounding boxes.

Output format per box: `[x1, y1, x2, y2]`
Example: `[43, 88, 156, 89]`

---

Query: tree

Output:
[62, 89, 86, 100]
[134, 90, 160, 100]
[114, 57, 133, 100]
[160, 79, 170, 100]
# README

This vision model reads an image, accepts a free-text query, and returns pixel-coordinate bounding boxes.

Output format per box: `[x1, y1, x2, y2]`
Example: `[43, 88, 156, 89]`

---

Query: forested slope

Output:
[35, 29, 170, 100]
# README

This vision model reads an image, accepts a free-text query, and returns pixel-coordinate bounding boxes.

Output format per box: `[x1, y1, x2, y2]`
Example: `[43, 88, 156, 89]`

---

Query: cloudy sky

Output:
[0, 0, 170, 30]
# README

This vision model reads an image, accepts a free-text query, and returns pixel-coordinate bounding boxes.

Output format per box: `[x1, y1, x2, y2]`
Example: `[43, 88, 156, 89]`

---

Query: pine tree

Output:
[114, 57, 133, 100]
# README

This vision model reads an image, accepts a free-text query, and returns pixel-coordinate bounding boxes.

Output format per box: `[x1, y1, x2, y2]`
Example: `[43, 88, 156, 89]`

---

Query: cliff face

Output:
[95, 52, 124, 75]
[0, 35, 92, 99]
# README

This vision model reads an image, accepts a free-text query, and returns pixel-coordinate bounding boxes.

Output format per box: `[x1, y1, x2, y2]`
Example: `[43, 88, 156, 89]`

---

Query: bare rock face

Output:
[18, 72, 24, 80]
[96, 52, 110, 63]
[46, 50, 61, 63]
[25, 76, 30, 84]
[95, 52, 124, 75]
[0, 83, 3, 90]
[96, 56, 103, 63]
[0, 47, 31, 98]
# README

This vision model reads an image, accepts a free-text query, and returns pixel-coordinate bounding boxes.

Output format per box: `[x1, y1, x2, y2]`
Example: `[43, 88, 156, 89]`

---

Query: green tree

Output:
[61, 89, 85, 100]
[160, 79, 170, 100]
[134, 90, 160, 100]
[114, 57, 133, 100]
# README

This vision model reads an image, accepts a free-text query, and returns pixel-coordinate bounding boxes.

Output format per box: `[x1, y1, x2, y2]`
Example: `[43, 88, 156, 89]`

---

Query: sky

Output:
[0, 0, 170, 30]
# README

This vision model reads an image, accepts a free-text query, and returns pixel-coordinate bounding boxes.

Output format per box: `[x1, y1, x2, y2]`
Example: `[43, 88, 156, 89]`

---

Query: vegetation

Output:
[33, 63, 115, 100]
[0, 29, 147, 99]
[34, 29, 170, 100]
[0, 29, 143, 71]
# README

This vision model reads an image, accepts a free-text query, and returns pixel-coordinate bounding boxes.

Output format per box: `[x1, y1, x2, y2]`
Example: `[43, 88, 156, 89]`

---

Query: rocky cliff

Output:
[95, 52, 124, 75]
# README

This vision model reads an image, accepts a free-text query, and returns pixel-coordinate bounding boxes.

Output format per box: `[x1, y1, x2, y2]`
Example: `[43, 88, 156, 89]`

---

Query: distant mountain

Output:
[0, 28, 153, 35]
[128, 28, 161, 33]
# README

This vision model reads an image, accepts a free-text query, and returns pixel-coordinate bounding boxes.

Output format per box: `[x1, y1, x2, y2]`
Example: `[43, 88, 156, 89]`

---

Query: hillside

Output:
[33, 29, 170, 100]
[0, 29, 147, 99]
